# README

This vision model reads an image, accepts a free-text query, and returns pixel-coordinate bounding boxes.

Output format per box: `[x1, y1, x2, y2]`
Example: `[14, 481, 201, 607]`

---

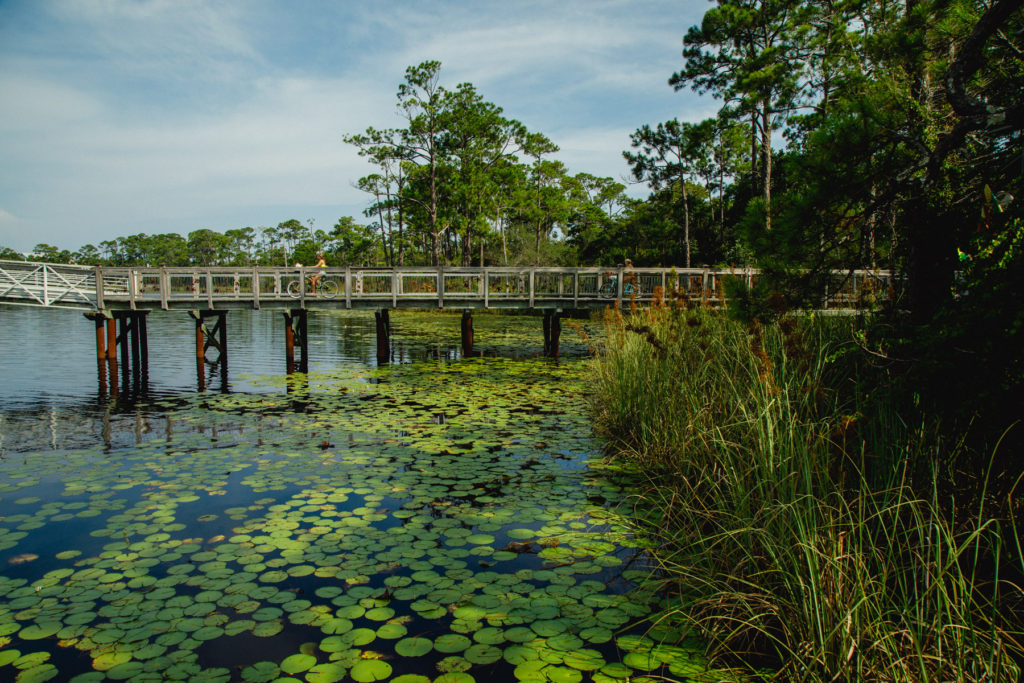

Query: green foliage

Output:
[591, 305, 1024, 680]
[346, 61, 627, 268]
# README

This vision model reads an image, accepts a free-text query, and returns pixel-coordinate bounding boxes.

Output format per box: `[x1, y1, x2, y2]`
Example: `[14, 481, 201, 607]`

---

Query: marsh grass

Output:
[591, 300, 1023, 681]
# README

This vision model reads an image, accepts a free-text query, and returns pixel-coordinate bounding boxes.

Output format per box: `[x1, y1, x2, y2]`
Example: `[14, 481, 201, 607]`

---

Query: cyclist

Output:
[310, 253, 327, 291]
[623, 259, 636, 293]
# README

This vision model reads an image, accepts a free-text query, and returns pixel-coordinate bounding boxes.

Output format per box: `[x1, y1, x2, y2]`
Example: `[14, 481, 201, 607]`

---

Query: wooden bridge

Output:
[0, 260, 895, 384]
[0, 261, 892, 312]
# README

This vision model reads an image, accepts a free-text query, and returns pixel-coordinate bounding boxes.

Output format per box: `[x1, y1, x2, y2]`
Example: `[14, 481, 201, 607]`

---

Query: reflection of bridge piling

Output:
[375, 309, 390, 363]
[542, 310, 561, 357]
[461, 310, 473, 357]
[284, 309, 308, 373]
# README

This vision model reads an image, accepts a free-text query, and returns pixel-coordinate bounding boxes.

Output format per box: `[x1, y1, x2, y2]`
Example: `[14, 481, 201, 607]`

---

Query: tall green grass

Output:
[591, 301, 1023, 681]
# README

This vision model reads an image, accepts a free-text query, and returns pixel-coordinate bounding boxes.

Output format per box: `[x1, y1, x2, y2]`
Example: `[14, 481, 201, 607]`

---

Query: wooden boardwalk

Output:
[0, 261, 895, 312]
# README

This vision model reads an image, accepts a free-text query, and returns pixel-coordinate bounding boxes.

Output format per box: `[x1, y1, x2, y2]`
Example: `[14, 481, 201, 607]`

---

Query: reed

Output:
[591, 301, 1023, 681]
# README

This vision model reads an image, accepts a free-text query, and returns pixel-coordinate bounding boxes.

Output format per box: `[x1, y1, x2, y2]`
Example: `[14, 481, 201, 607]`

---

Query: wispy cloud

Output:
[0, 0, 713, 251]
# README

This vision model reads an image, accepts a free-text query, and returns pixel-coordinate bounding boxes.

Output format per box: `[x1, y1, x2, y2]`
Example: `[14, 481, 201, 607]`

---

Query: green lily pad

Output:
[433, 633, 472, 654]
[622, 651, 659, 671]
[280, 653, 317, 674]
[395, 637, 433, 657]
[306, 662, 348, 683]
[434, 675, 474, 683]
[376, 622, 407, 639]
[437, 656, 471, 673]
[19, 623, 60, 640]
[598, 662, 633, 679]
[349, 659, 391, 682]
[241, 661, 280, 682]
[464, 644, 502, 665]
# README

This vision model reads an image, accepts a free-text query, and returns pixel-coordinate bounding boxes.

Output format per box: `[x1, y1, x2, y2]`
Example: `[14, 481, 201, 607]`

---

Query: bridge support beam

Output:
[191, 310, 228, 391]
[85, 311, 109, 359]
[542, 310, 561, 357]
[85, 311, 121, 397]
[106, 318, 116, 360]
[375, 309, 390, 363]
[190, 311, 228, 363]
[107, 310, 149, 388]
[461, 310, 473, 357]
[284, 309, 308, 373]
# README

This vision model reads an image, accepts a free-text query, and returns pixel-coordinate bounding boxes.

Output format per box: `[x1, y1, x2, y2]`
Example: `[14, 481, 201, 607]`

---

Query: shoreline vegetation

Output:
[589, 297, 1023, 681]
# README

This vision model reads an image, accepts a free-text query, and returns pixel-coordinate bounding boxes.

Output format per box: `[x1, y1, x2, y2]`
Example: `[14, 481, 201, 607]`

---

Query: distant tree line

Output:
[0, 218, 379, 269]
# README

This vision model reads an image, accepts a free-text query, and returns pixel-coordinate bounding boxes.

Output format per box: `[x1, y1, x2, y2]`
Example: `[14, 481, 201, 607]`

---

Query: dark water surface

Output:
[0, 305, 704, 682]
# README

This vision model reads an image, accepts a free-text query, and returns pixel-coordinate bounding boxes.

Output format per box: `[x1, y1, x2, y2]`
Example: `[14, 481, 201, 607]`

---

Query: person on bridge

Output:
[310, 253, 327, 291]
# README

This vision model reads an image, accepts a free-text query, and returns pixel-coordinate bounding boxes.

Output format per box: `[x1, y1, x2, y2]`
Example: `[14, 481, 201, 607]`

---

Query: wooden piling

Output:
[461, 310, 473, 357]
[551, 310, 561, 358]
[542, 310, 561, 357]
[96, 357, 108, 397]
[284, 312, 295, 363]
[375, 309, 390, 363]
[93, 316, 106, 359]
[195, 314, 206, 360]
[118, 313, 130, 368]
[284, 310, 308, 372]
[215, 312, 227, 365]
[130, 314, 141, 376]
[137, 312, 149, 368]
[106, 318, 116, 360]
[108, 357, 119, 398]
[196, 357, 206, 392]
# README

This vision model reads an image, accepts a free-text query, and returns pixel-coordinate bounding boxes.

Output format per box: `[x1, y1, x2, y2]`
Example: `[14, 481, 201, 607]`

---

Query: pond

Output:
[0, 305, 704, 682]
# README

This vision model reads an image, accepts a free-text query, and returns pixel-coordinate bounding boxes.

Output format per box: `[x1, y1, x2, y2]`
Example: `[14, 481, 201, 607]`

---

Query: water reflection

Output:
[0, 306, 597, 454]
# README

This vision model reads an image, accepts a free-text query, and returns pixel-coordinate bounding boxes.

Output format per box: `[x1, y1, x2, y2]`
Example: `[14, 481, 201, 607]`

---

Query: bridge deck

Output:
[0, 262, 895, 312]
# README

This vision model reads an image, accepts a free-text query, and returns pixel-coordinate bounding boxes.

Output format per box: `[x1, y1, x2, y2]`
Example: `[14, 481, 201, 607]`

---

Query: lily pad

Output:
[395, 637, 433, 657]
[349, 659, 391, 682]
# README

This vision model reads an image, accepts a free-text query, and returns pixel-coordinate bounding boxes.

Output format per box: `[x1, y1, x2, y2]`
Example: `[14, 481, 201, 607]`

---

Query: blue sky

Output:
[0, 0, 716, 253]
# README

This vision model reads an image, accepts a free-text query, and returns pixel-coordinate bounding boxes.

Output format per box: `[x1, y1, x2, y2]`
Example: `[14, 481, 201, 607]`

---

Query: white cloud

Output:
[0, 0, 716, 250]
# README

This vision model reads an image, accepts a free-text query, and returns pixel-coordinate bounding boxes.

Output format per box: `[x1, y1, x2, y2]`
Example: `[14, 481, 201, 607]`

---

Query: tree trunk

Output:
[761, 101, 772, 232]
[681, 176, 691, 267]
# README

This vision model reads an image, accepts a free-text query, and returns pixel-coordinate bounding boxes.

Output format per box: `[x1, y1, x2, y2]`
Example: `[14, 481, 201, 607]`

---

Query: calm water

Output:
[0, 306, 588, 455]
[0, 305, 705, 682]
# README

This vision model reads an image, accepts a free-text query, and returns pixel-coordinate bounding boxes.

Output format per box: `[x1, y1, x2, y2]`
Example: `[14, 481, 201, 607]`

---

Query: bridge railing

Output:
[0, 261, 97, 309]
[0, 261, 898, 311]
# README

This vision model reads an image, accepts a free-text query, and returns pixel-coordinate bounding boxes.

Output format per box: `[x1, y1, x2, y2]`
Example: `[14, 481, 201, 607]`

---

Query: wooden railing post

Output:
[127, 269, 137, 310]
[437, 266, 444, 309]
[345, 266, 352, 309]
[252, 266, 260, 310]
[160, 268, 169, 310]
[95, 267, 105, 309]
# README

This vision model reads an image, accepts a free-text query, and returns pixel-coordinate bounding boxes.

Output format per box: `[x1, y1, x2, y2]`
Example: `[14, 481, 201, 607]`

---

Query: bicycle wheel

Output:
[287, 279, 303, 298]
[319, 280, 339, 299]
[599, 282, 615, 298]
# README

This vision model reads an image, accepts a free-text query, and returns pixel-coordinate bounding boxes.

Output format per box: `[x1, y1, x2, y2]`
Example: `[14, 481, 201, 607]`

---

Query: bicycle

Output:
[287, 273, 338, 299]
[598, 278, 642, 298]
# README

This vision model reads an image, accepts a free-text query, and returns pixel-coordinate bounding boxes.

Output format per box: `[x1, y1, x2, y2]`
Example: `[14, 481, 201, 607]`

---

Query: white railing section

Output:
[0, 261, 897, 311]
[0, 261, 97, 309]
